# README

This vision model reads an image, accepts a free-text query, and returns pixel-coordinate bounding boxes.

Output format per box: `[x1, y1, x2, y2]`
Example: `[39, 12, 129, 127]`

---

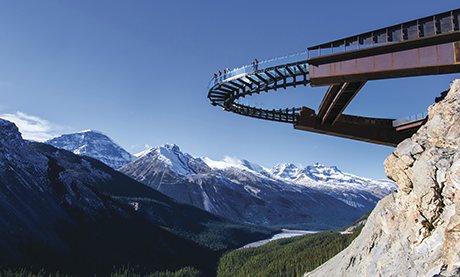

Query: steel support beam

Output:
[295, 108, 416, 146]
[320, 81, 366, 125]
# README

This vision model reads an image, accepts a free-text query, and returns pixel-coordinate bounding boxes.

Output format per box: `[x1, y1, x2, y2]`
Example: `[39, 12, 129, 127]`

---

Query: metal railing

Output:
[230, 103, 301, 123]
[392, 112, 428, 127]
[208, 51, 308, 89]
[307, 8, 460, 58]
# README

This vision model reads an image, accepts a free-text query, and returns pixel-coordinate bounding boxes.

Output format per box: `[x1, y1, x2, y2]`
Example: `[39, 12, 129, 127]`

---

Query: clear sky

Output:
[0, 1, 459, 179]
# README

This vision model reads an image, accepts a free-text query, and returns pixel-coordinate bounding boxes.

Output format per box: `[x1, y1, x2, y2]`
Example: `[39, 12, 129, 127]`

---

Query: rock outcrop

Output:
[306, 79, 460, 277]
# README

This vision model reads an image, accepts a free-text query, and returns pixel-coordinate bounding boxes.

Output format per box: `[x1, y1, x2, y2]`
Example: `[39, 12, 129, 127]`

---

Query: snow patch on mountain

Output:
[202, 156, 266, 174]
[135, 147, 154, 158]
[269, 163, 303, 180]
[244, 185, 261, 198]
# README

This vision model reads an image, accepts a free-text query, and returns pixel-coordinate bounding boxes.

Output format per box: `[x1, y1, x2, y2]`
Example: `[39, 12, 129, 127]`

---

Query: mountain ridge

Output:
[121, 144, 396, 229]
[43, 130, 396, 229]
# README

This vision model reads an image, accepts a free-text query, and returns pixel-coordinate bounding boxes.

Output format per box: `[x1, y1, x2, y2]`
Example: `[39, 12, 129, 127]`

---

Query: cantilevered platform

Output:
[207, 8, 460, 146]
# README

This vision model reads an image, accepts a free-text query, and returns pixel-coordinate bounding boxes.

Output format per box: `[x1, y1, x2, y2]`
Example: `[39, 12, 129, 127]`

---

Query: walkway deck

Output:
[207, 8, 460, 146]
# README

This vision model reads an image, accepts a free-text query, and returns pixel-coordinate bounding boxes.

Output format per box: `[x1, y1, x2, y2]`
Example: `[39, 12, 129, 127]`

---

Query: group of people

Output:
[213, 58, 260, 80]
[213, 68, 231, 79]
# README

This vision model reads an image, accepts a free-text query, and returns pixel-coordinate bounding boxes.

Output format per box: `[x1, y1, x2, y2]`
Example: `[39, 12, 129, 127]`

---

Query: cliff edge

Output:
[306, 79, 460, 277]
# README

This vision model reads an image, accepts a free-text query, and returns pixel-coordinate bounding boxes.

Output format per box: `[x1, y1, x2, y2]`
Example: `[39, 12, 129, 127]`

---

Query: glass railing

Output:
[208, 51, 308, 89]
[392, 112, 428, 127]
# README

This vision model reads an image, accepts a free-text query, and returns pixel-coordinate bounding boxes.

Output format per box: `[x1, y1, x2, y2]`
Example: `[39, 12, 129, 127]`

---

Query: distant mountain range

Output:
[43, 130, 396, 230]
[268, 163, 395, 209]
[121, 144, 395, 229]
[0, 120, 272, 275]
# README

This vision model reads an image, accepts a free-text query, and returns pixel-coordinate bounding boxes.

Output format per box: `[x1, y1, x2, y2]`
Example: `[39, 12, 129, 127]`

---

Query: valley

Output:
[0, 119, 394, 276]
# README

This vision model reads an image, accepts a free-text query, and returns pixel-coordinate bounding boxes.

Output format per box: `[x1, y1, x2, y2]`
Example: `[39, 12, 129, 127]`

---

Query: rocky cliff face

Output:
[306, 79, 460, 277]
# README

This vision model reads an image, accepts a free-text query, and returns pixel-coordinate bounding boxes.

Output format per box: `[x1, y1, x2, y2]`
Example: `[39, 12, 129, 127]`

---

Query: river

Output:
[240, 229, 319, 249]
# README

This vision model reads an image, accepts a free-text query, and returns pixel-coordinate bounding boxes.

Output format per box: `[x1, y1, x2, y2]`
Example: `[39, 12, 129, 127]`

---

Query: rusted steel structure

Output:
[207, 8, 460, 146]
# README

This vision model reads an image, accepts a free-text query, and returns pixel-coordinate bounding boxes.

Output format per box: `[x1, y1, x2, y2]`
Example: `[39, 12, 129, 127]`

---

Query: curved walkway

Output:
[207, 53, 309, 123]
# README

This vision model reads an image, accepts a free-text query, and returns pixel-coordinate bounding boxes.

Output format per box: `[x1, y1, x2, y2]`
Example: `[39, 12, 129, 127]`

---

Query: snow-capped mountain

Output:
[46, 130, 134, 169]
[122, 144, 396, 229]
[43, 128, 395, 229]
[0, 119, 271, 273]
[269, 163, 303, 180]
[268, 163, 396, 209]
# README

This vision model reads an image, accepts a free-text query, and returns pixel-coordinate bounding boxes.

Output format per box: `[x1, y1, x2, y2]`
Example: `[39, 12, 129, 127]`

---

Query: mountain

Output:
[44, 130, 395, 230]
[46, 130, 134, 169]
[0, 119, 273, 275]
[269, 163, 395, 209]
[121, 144, 395, 229]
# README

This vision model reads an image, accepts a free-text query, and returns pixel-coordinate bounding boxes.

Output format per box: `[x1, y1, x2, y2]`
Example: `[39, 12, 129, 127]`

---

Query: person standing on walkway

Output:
[253, 58, 259, 71]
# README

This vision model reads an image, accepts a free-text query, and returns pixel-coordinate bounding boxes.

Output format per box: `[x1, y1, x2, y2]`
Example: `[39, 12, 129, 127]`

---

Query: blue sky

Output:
[0, 1, 458, 178]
